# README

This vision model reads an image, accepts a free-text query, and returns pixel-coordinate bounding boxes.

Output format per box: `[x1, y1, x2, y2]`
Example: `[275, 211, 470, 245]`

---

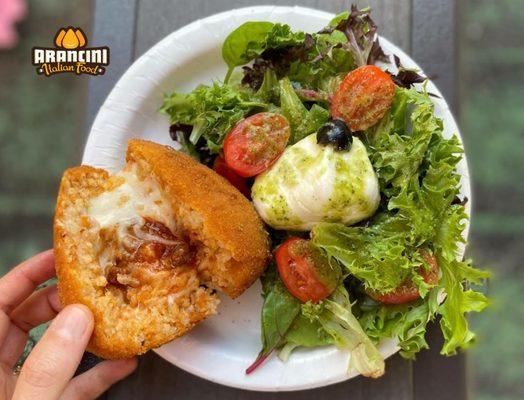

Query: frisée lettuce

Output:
[312, 87, 489, 356]
[160, 81, 267, 155]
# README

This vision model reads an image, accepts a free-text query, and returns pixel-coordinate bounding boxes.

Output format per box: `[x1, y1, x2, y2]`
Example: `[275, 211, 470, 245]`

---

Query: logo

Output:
[31, 27, 109, 77]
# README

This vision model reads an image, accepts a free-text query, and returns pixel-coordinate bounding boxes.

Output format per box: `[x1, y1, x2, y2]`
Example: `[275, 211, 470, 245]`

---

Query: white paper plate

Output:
[83, 5, 470, 392]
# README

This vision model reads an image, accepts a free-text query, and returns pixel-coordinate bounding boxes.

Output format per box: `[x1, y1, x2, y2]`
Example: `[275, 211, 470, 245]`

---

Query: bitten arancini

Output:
[54, 139, 269, 359]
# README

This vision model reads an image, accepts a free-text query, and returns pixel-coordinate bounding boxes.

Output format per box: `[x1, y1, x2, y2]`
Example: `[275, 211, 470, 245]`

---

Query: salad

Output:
[160, 5, 489, 378]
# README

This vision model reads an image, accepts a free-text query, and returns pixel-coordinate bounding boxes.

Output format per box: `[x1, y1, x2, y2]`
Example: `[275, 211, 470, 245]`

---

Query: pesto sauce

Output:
[252, 173, 301, 227]
[324, 139, 376, 218]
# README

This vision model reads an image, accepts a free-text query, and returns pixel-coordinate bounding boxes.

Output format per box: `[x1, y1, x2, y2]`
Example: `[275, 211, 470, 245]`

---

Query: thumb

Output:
[13, 304, 94, 400]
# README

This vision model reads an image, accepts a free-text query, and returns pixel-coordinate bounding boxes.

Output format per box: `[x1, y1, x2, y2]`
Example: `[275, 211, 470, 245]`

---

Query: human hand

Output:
[0, 250, 137, 399]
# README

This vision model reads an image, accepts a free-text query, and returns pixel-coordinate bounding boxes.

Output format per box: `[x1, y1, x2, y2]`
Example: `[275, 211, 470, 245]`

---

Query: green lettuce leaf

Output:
[279, 77, 329, 143]
[278, 314, 332, 361]
[328, 11, 350, 27]
[245, 23, 305, 59]
[255, 69, 280, 103]
[221, 21, 274, 81]
[358, 289, 440, 358]
[435, 204, 490, 354]
[240, 7, 391, 91]
[286, 33, 353, 90]
[239, 23, 353, 91]
[303, 286, 385, 377]
[253, 270, 382, 374]
[311, 217, 420, 293]
[367, 87, 441, 197]
[160, 81, 266, 154]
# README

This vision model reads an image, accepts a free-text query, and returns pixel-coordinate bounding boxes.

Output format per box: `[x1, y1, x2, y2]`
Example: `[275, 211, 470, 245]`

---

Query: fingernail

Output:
[51, 305, 91, 340]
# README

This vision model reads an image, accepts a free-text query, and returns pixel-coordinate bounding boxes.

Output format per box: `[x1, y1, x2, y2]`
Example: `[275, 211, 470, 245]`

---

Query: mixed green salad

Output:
[160, 6, 489, 378]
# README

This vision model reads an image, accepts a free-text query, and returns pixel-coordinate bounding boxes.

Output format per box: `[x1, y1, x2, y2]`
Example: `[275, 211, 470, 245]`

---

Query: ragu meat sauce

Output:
[100, 218, 195, 288]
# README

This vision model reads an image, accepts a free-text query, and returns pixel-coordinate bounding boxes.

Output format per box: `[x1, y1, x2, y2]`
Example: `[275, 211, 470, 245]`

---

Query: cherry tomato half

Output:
[213, 156, 251, 198]
[331, 65, 395, 131]
[276, 237, 340, 303]
[223, 112, 290, 177]
[368, 249, 439, 305]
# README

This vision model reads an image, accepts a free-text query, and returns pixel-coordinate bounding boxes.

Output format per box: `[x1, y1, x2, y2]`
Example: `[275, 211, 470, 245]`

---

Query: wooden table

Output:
[85, 1, 465, 399]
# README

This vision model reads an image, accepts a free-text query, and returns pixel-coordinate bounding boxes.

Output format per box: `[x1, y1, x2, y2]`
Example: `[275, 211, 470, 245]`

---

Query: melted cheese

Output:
[87, 165, 177, 275]
[88, 165, 174, 232]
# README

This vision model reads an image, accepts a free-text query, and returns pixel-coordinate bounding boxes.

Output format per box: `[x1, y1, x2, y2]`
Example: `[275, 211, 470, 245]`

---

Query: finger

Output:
[61, 359, 137, 400]
[0, 250, 55, 344]
[0, 286, 62, 367]
[0, 324, 27, 368]
[0, 250, 55, 314]
[11, 285, 62, 332]
[0, 362, 17, 396]
[12, 305, 94, 400]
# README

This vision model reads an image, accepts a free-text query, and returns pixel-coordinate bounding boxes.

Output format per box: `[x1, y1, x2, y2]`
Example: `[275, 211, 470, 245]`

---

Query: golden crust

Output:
[53, 166, 114, 357]
[126, 139, 270, 298]
[55, 165, 219, 358]
[54, 140, 270, 359]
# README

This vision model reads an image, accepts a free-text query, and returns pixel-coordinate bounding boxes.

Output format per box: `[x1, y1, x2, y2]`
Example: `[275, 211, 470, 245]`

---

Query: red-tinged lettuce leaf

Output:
[246, 266, 301, 374]
[239, 25, 314, 90]
[388, 55, 427, 89]
[242, 8, 376, 91]
[319, 5, 388, 67]
[389, 69, 427, 89]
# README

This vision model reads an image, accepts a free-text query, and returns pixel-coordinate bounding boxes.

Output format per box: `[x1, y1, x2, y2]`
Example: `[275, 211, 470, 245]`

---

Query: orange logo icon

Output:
[54, 27, 87, 49]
